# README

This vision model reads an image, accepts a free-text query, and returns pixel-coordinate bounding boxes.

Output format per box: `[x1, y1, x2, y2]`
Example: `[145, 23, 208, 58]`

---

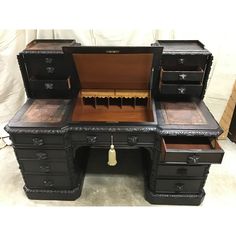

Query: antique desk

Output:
[5, 39, 224, 205]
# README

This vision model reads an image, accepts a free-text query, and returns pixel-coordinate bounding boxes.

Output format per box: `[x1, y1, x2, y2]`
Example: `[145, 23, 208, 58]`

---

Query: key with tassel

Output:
[108, 135, 117, 166]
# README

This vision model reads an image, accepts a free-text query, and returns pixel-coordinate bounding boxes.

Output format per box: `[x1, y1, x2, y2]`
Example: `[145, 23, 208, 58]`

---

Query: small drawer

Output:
[15, 149, 68, 160]
[161, 67, 204, 82]
[71, 132, 156, 146]
[24, 54, 69, 79]
[12, 134, 64, 146]
[161, 137, 224, 164]
[160, 84, 202, 96]
[155, 179, 204, 193]
[156, 164, 210, 177]
[20, 160, 69, 173]
[23, 174, 72, 189]
[29, 78, 71, 91]
[161, 55, 207, 67]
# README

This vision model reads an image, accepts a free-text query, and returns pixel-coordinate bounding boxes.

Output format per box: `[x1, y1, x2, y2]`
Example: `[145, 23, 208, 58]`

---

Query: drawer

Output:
[161, 137, 224, 164]
[161, 67, 204, 82]
[20, 160, 69, 173]
[15, 149, 68, 160]
[161, 55, 207, 67]
[156, 164, 210, 177]
[24, 54, 70, 79]
[23, 174, 72, 189]
[160, 84, 202, 96]
[71, 132, 156, 146]
[29, 78, 71, 91]
[155, 179, 204, 193]
[12, 134, 64, 146]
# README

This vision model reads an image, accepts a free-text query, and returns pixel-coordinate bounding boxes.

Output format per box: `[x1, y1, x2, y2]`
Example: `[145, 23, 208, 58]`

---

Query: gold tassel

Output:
[108, 135, 117, 166]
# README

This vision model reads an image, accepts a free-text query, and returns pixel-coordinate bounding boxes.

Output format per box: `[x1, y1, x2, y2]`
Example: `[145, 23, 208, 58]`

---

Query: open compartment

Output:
[161, 136, 224, 164]
[62, 46, 163, 123]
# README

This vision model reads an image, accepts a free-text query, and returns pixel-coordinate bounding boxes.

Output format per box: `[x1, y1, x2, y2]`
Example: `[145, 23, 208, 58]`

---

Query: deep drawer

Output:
[24, 54, 69, 79]
[161, 54, 207, 67]
[23, 174, 72, 189]
[161, 137, 224, 164]
[12, 134, 64, 146]
[71, 132, 156, 146]
[161, 67, 204, 82]
[15, 149, 68, 161]
[20, 160, 69, 173]
[155, 179, 204, 193]
[160, 84, 202, 96]
[156, 164, 210, 177]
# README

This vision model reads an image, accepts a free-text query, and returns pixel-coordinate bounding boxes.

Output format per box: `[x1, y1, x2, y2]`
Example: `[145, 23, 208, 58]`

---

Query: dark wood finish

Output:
[5, 40, 224, 206]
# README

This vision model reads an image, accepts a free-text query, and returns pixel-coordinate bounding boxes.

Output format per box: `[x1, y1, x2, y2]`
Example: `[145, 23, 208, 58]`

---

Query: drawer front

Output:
[71, 132, 156, 146]
[15, 149, 68, 161]
[155, 179, 204, 193]
[23, 174, 72, 189]
[161, 138, 224, 164]
[161, 69, 204, 82]
[12, 134, 64, 146]
[24, 54, 69, 79]
[20, 160, 69, 173]
[160, 84, 202, 96]
[161, 55, 207, 67]
[156, 164, 210, 177]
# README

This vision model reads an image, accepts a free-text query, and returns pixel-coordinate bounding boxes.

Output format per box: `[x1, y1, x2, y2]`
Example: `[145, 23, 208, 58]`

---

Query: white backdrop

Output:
[1, 29, 236, 123]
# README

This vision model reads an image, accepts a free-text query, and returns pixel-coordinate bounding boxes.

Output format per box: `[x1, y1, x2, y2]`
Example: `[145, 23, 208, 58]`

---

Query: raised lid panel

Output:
[73, 53, 153, 89]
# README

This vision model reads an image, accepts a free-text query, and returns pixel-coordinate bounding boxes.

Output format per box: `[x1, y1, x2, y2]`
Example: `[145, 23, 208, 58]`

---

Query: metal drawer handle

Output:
[44, 83, 54, 90]
[36, 152, 48, 160]
[179, 74, 187, 80]
[45, 57, 53, 64]
[187, 154, 200, 164]
[177, 168, 188, 175]
[32, 137, 44, 146]
[177, 87, 186, 94]
[175, 183, 184, 192]
[127, 136, 138, 146]
[86, 136, 97, 145]
[40, 165, 51, 173]
[43, 180, 54, 187]
[178, 58, 185, 64]
[46, 66, 55, 74]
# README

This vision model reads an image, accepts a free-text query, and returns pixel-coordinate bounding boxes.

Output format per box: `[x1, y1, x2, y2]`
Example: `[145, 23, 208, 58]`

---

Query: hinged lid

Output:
[63, 46, 163, 91]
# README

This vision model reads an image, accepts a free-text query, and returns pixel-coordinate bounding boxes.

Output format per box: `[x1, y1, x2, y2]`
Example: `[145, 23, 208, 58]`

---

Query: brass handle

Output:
[40, 165, 51, 173]
[86, 136, 97, 145]
[46, 66, 55, 74]
[179, 74, 187, 80]
[178, 58, 185, 64]
[175, 183, 184, 192]
[127, 136, 138, 146]
[177, 87, 186, 94]
[36, 152, 48, 160]
[187, 154, 200, 164]
[45, 57, 53, 64]
[32, 137, 44, 146]
[43, 180, 54, 187]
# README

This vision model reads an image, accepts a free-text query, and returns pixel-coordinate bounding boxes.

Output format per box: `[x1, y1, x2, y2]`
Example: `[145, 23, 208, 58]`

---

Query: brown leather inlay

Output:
[73, 53, 153, 89]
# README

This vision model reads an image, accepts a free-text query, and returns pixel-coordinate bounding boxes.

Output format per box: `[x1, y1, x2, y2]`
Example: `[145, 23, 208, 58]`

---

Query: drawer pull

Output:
[176, 168, 188, 175]
[86, 136, 97, 145]
[178, 58, 185, 64]
[46, 66, 55, 74]
[40, 165, 51, 173]
[179, 74, 187, 80]
[187, 154, 200, 164]
[45, 57, 53, 64]
[44, 83, 54, 90]
[43, 180, 54, 187]
[177, 87, 186, 94]
[175, 183, 184, 192]
[32, 137, 44, 146]
[36, 152, 48, 160]
[127, 136, 138, 146]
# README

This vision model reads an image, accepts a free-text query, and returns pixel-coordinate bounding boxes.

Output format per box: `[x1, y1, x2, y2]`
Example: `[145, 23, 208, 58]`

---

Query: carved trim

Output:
[22, 51, 64, 55]
[162, 51, 211, 55]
